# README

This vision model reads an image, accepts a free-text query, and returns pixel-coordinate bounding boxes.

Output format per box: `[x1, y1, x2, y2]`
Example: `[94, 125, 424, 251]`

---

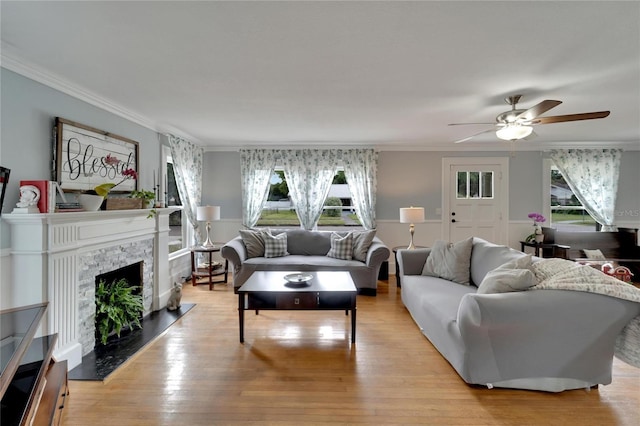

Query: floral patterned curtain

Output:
[282, 150, 338, 230]
[240, 149, 277, 228]
[341, 149, 378, 229]
[168, 134, 204, 244]
[550, 149, 622, 232]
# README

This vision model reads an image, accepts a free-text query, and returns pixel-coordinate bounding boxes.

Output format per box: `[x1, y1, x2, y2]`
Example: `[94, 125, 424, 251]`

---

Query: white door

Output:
[442, 158, 509, 245]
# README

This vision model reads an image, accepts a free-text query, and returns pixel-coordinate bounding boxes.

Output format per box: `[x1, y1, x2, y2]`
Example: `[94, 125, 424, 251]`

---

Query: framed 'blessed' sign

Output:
[55, 118, 139, 193]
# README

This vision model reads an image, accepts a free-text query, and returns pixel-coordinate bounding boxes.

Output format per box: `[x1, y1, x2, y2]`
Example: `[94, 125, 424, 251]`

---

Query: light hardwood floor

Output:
[61, 277, 640, 425]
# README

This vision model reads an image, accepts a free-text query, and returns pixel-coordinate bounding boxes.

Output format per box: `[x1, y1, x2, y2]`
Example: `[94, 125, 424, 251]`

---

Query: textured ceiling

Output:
[2, 1, 639, 150]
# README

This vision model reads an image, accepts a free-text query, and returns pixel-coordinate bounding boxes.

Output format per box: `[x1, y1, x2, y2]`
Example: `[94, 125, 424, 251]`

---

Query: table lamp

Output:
[197, 205, 220, 249]
[400, 206, 425, 249]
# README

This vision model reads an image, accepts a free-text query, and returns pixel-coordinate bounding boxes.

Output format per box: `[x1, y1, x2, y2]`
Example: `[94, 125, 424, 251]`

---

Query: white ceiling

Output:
[2, 1, 639, 150]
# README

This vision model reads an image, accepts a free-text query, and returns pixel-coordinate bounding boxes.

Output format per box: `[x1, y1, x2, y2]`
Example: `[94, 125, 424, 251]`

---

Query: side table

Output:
[393, 245, 427, 288]
[190, 245, 229, 290]
[519, 241, 569, 258]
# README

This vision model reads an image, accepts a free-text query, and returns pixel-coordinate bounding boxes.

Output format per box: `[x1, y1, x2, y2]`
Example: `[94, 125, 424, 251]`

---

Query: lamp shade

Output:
[197, 205, 220, 221]
[496, 124, 533, 141]
[400, 207, 425, 224]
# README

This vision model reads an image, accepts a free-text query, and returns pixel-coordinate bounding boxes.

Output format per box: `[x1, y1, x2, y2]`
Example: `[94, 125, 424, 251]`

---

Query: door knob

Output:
[451, 219, 456, 223]
[451, 212, 456, 216]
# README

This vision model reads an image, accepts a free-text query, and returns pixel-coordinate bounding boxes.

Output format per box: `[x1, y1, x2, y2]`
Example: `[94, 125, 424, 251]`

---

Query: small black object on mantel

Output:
[0, 166, 10, 216]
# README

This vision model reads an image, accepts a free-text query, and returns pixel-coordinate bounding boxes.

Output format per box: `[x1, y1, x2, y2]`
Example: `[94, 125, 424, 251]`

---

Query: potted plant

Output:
[130, 189, 157, 218]
[95, 278, 144, 345]
[130, 189, 155, 208]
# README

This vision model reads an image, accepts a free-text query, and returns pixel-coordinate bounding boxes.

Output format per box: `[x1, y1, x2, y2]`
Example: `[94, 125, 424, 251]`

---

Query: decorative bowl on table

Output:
[284, 272, 313, 287]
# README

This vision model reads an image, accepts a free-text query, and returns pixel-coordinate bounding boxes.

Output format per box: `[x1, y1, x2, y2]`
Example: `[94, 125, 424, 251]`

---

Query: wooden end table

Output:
[190, 245, 228, 290]
[237, 271, 357, 343]
[520, 241, 570, 258]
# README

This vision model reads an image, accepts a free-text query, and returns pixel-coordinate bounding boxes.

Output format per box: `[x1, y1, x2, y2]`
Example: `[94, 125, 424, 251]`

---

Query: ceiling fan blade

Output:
[534, 111, 610, 124]
[453, 129, 495, 143]
[516, 100, 562, 121]
[448, 122, 495, 126]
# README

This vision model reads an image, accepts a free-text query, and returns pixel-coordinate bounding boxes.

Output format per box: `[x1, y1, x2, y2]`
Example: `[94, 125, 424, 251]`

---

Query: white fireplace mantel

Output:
[4, 207, 180, 369]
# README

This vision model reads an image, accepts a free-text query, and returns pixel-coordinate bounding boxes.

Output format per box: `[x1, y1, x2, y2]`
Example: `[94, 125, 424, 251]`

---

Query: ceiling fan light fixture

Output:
[496, 124, 533, 141]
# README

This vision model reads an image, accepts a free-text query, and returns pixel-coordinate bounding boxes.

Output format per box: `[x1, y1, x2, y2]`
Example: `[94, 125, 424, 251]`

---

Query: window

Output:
[456, 171, 493, 199]
[549, 165, 596, 231]
[164, 146, 191, 254]
[257, 169, 360, 227]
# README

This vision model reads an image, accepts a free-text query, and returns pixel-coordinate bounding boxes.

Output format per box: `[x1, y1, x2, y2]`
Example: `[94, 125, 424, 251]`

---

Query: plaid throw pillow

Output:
[263, 231, 288, 258]
[327, 232, 353, 260]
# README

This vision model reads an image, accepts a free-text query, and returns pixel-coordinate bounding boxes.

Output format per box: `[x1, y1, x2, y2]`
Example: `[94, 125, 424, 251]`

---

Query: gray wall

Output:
[1, 68, 163, 247]
[201, 150, 639, 225]
[3, 68, 640, 250]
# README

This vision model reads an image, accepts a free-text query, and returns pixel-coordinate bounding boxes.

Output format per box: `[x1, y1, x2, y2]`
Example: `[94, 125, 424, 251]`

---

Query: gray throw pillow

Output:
[327, 232, 354, 260]
[477, 255, 537, 294]
[421, 237, 473, 285]
[351, 229, 376, 262]
[239, 228, 267, 258]
[263, 231, 288, 258]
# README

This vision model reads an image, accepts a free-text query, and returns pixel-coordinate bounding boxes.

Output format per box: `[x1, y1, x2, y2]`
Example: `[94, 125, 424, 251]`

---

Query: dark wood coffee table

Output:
[237, 271, 357, 343]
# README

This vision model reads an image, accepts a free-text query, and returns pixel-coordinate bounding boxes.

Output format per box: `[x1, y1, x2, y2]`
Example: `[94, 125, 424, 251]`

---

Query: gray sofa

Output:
[221, 229, 390, 295]
[397, 237, 640, 392]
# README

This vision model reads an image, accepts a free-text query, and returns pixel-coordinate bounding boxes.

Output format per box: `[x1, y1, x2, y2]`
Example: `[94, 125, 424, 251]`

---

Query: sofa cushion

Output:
[470, 238, 529, 286]
[583, 248, 606, 260]
[285, 229, 331, 255]
[422, 237, 473, 285]
[264, 231, 288, 258]
[327, 232, 354, 260]
[351, 229, 376, 262]
[477, 255, 537, 294]
[239, 228, 267, 258]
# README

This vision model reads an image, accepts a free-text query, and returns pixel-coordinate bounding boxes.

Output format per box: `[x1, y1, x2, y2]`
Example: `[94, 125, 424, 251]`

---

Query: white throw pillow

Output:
[477, 255, 537, 294]
[421, 237, 473, 285]
[583, 249, 606, 260]
[263, 231, 288, 258]
[327, 232, 354, 260]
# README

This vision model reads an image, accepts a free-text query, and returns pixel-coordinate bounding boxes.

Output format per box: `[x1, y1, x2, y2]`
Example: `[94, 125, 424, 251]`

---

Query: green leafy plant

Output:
[324, 197, 343, 217]
[130, 189, 156, 218]
[95, 278, 144, 345]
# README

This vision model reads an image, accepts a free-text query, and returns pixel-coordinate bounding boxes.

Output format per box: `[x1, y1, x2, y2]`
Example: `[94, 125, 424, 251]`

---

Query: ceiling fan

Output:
[449, 95, 610, 143]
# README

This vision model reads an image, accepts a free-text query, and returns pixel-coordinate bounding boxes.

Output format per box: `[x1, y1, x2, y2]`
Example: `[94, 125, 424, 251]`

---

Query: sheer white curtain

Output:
[341, 149, 378, 229]
[168, 134, 204, 244]
[550, 149, 622, 231]
[282, 150, 337, 230]
[240, 149, 277, 228]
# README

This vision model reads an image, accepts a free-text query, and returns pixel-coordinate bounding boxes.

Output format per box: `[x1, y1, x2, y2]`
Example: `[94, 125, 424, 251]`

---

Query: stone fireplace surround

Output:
[4, 208, 179, 370]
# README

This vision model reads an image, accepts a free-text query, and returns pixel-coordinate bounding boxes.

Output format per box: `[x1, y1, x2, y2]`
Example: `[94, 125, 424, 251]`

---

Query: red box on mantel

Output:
[19, 180, 53, 213]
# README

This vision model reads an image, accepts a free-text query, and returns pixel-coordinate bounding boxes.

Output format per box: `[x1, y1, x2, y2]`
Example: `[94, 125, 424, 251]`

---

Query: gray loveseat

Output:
[397, 237, 640, 392]
[221, 229, 390, 295]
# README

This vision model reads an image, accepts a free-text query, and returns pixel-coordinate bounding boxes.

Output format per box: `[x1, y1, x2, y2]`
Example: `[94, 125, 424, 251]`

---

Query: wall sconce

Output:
[399, 206, 425, 249]
[197, 205, 220, 249]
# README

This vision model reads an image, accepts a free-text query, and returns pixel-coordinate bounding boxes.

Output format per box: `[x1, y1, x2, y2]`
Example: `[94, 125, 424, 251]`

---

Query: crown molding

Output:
[2, 49, 638, 152]
[1, 48, 203, 144]
[1, 49, 158, 129]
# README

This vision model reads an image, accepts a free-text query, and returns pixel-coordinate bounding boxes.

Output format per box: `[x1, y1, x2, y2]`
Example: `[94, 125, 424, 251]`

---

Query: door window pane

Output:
[457, 170, 493, 199]
[457, 172, 467, 198]
[481, 172, 493, 198]
[469, 172, 480, 198]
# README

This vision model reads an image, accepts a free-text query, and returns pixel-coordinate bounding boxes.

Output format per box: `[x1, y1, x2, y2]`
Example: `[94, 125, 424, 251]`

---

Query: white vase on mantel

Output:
[78, 194, 104, 211]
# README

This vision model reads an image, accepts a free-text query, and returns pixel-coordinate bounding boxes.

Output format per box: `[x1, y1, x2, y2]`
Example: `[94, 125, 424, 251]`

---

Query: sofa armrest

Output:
[456, 290, 640, 386]
[221, 236, 247, 271]
[397, 248, 431, 276]
[365, 238, 390, 269]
